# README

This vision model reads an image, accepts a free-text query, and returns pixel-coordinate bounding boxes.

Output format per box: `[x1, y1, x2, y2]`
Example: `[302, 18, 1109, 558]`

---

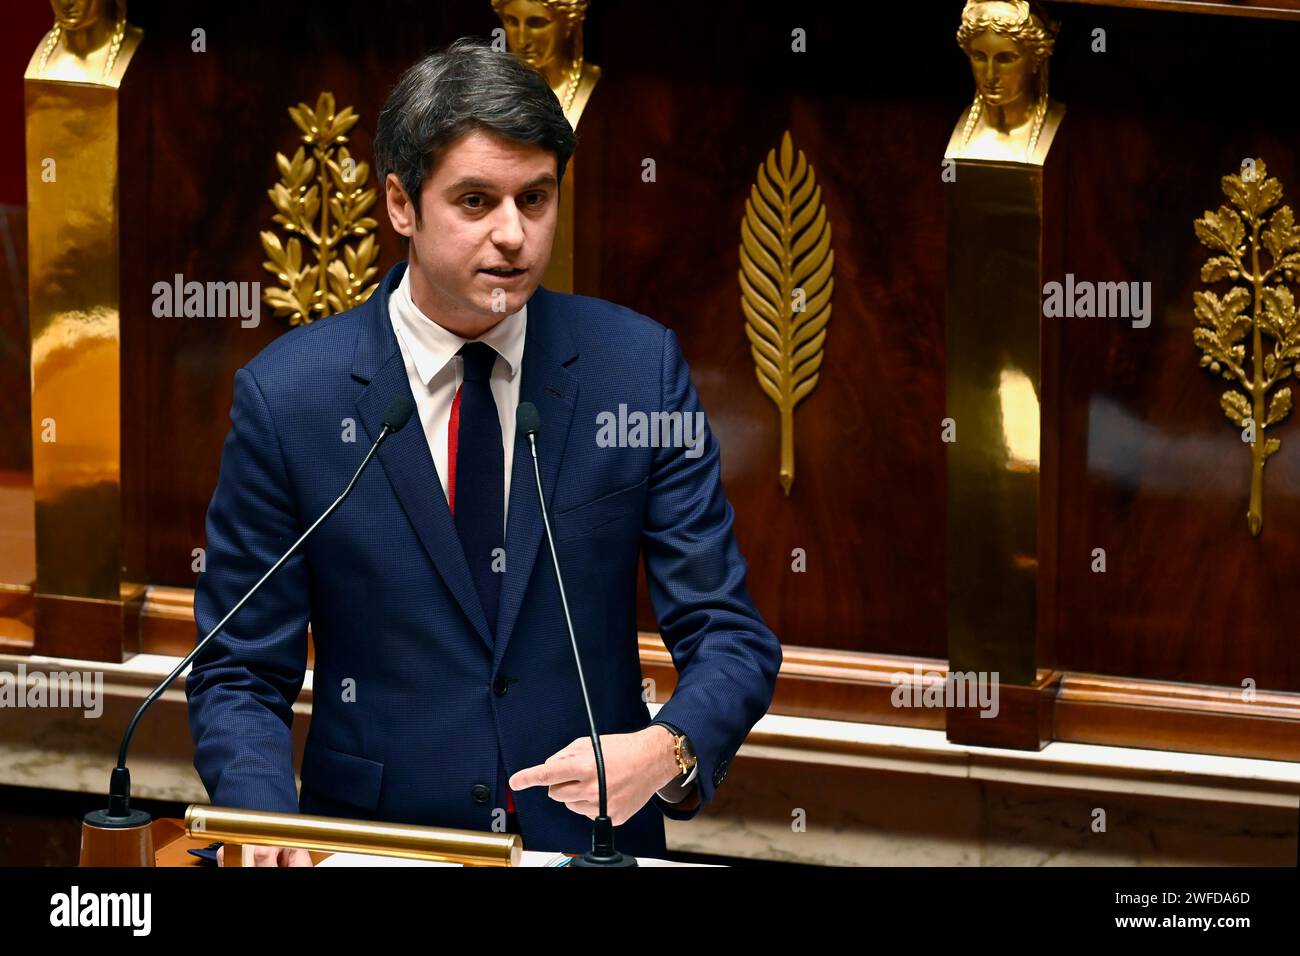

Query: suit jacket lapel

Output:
[351, 261, 494, 654]
[493, 285, 578, 670]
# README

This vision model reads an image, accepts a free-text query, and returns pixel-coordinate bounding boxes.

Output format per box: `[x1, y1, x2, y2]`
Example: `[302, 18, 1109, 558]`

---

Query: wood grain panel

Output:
[1046, 6, 1300, 691]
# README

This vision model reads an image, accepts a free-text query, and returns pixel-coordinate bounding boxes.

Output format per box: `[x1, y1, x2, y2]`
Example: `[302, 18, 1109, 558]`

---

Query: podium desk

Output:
[151, 818, 710, 866]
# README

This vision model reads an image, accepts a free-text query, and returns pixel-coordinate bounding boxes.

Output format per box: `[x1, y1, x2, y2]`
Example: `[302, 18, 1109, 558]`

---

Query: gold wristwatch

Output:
[653, 720, 698, 784]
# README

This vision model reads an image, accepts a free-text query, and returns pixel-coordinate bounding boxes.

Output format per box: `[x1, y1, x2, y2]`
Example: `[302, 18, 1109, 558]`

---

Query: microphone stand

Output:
[521, 406, 637, 867]
[79, 399, 411, 866]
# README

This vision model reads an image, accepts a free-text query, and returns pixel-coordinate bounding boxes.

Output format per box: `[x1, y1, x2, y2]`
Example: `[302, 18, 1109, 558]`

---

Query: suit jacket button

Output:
[471, 784, 491, 805]
[493, 675, 509, 696]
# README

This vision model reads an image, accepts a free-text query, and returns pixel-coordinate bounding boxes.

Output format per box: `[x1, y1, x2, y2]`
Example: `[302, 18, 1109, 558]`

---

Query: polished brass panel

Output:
[23, 8, 142, 617]
[261, 93, 380, 324]
[739, 131, 834, 496]
[1192, 159, 1300, 536]
[548, 153, 576, 293]
[944, 160, 1045, 686]
[186, 804, 523, 867]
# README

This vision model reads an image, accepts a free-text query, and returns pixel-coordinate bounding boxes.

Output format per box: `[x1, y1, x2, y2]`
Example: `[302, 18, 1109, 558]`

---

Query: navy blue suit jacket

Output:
[185, 260, 782, 858]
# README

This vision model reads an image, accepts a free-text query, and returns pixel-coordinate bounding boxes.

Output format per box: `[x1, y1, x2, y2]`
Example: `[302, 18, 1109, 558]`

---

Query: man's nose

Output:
[491, 201, 525, 248]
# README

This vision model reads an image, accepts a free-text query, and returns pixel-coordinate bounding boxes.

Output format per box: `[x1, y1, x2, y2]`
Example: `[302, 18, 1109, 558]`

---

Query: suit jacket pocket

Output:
[552, 476, 648, 542]
[300, 742, 384, 811]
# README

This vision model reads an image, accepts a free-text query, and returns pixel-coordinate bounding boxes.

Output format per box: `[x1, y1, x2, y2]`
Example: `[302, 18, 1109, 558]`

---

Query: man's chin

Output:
[472, 282, 536, 315]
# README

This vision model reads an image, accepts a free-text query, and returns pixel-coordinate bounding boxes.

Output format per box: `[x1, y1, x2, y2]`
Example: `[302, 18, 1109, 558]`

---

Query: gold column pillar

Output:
[944, 157, 1054, 748]
[944, 0, 1064, 750]
[24, 10, 143, 661]
[543, 154, 575, 292]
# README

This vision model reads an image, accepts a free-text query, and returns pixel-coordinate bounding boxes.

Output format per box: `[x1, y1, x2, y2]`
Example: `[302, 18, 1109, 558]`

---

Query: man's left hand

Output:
[509, 727, 679, 827]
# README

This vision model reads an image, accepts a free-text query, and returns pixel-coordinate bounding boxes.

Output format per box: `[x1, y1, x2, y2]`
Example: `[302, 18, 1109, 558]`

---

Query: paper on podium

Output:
[315, 849, 570, 867]
[315, 850, 716, 867]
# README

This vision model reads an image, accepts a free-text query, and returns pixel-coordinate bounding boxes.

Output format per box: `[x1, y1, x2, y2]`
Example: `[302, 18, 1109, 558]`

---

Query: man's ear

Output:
[385, 172, 417, 238]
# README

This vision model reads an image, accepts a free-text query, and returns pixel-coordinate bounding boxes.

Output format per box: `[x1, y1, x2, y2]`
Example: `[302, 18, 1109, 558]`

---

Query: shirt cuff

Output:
[656, 775, 700, 806]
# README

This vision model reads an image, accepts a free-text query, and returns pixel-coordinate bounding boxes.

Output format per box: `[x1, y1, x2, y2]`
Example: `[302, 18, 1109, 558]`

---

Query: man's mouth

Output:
[479, 267, 527, 278]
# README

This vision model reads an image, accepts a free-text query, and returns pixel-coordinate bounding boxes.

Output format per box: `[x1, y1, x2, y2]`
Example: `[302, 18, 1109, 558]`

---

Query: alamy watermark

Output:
[0, 664, 103, 718]
[596, 404, 706, 459]
[890, 665, 1000, 718]
[152, 273, 260, 327]
[1042, 274, 1151, 329]
[50, 886, 150, 935]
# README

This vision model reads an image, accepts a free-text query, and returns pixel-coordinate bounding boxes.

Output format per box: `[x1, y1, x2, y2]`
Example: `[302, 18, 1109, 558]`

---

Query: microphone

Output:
[516, 401, 637, 867]
[80, 395, 415, 865]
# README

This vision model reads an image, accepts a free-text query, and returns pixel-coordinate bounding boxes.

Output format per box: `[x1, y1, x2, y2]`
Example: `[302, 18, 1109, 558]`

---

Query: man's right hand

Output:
[216, 843, 312, 867]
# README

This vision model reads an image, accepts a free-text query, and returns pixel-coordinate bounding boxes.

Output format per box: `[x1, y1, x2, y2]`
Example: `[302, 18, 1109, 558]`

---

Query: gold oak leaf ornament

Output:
[260, 91, 381, 324]
[740, 130, 834, 495]
[1193, 159, 1300, 536]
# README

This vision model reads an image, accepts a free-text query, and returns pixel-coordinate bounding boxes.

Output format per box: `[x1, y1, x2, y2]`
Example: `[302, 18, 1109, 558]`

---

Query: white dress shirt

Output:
[387, 266, 526, 530]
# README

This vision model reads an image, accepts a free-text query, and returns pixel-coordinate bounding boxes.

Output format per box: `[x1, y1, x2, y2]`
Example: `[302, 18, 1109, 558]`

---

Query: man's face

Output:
[385, 128, 557, 337]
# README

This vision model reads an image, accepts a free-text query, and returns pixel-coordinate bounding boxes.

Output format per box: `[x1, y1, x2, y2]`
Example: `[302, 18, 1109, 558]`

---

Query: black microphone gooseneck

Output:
[86, 396, 416, 833]
[516, 401, 637, 867]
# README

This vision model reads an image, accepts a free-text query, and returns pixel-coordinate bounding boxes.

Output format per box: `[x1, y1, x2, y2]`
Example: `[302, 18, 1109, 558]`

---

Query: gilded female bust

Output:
[25, 0, 143, 88]
[492, 0, 600, 128]
[946, 0, 1063, 165]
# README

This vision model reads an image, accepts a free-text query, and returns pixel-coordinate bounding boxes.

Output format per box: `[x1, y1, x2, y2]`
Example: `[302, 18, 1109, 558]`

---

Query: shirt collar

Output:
[389, 264, 527, 387]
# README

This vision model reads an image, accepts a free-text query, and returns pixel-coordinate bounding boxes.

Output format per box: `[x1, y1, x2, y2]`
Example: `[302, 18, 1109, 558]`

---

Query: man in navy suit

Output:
[186, 37, 781, 865]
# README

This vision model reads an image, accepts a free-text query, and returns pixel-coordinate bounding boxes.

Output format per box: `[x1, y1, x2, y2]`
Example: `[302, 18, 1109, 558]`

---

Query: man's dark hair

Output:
[374, 37, 577, 232]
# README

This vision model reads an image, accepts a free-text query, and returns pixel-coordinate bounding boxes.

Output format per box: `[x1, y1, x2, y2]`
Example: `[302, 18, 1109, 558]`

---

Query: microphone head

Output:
[383, 396, 416, 433]
[516, 401, 542, 437]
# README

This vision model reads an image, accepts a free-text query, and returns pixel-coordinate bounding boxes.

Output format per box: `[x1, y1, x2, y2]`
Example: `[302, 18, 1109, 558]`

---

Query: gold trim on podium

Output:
[185, 804, 523, 867]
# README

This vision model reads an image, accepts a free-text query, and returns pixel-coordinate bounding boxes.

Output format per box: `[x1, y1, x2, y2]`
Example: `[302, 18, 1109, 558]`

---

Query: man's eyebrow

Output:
[444, 173, 558, 193]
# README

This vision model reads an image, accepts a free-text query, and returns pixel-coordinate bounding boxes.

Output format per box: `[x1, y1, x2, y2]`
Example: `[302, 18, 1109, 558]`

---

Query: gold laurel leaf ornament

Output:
[260, 91, 381, 324]
[1193, 159, 1300, 536]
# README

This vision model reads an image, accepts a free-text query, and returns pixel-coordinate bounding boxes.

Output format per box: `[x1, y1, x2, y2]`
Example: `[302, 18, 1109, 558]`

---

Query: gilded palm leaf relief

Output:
[1193, 159, 1300, 536]
[739, 130, 834, 495]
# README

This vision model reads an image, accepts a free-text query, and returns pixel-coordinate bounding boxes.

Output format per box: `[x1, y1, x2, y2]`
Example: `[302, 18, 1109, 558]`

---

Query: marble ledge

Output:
[2, 652, 1298, 811]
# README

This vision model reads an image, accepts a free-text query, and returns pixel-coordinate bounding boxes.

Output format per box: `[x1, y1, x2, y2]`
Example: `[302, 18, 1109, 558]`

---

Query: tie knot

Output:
[458, 342, 498, 383]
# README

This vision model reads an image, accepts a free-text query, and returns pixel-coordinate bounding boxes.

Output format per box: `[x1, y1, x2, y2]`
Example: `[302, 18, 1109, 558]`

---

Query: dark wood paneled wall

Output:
[586, 2, 1300, 688]
[0, 3, 48, 474]
[3, 1, 1299, 698]
[590, 5, 963, 658]
[1045, 7, 1300, 690]
[116, 1, 494, 584]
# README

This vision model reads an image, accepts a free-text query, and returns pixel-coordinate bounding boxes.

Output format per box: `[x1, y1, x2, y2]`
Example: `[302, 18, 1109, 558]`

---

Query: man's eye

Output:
[463, 196, 484, 209]
[524, 193, 546, 206]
